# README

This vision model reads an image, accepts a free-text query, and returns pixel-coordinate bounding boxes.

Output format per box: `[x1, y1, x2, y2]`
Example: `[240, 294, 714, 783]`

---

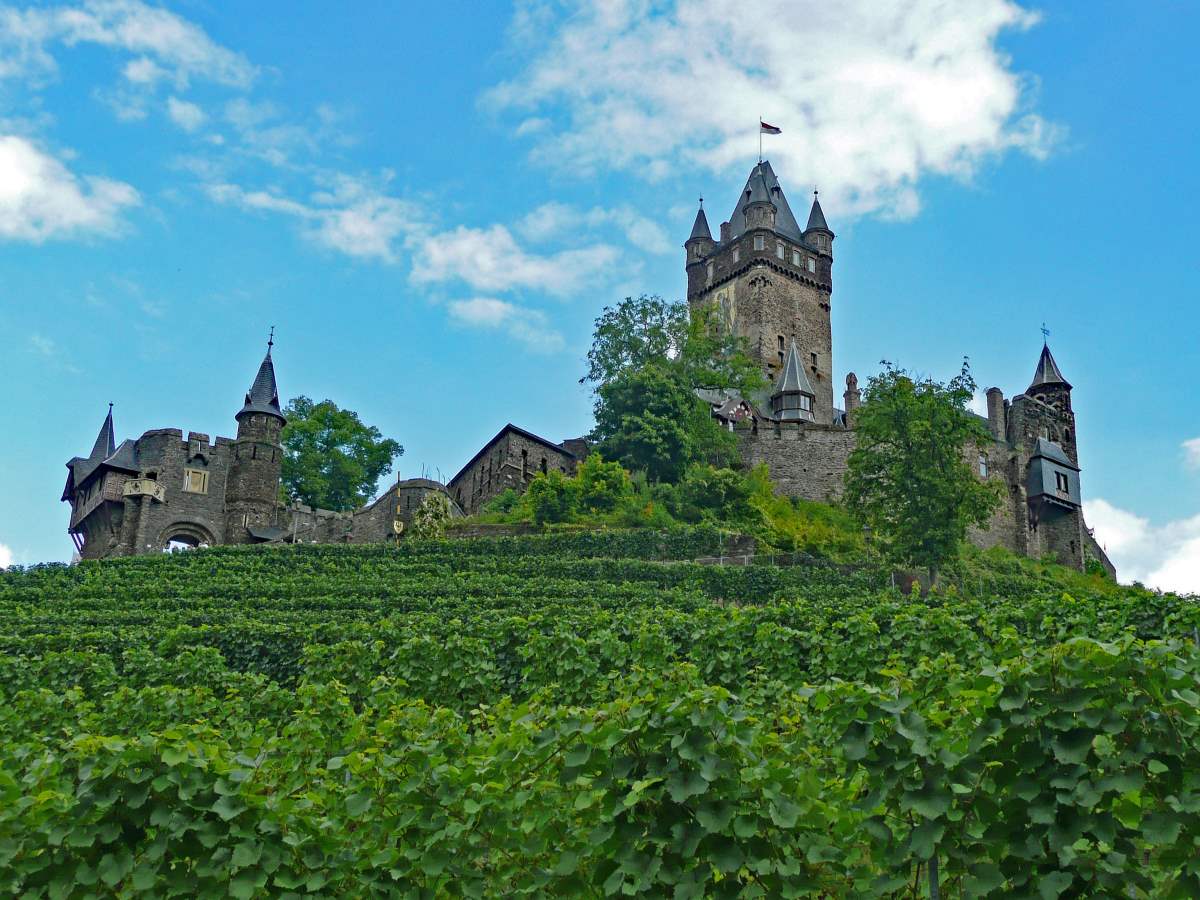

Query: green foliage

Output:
[575, 454, 632, 512]
[3, 532, 1198, 894]
[409, 491, 452, 540]
[280, 396, 403, 511]
[526, 469, 579, 525]
[845, 360, 1003, 580]
[582, 294, 688, 386]
[585, 295, 762, 483]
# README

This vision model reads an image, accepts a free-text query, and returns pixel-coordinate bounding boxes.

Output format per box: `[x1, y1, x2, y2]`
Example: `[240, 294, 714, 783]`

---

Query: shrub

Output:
[527, 470, 579, 526]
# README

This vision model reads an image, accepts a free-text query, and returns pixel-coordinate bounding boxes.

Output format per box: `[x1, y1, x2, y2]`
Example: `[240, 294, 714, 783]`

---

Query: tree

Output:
[280, 396, 403, 512]
[843, 361, 1002, 584]
[581, 295, 688, 386]
[526, 470, 578, 526]
[584, 295, 761, 482]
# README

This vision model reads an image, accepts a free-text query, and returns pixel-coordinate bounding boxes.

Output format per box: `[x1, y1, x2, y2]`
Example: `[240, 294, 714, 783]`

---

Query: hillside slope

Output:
[2, 530, 1198, 896]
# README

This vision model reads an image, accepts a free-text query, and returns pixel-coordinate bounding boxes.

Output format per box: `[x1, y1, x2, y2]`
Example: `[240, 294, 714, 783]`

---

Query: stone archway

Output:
[158, 521, 216, 552]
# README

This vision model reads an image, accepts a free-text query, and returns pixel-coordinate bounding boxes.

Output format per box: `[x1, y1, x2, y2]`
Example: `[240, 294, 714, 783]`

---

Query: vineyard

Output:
[2, 528, 1199, 896]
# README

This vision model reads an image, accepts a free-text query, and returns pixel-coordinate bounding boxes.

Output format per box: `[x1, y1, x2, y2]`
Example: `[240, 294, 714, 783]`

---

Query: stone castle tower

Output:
[685, 160, 836, 425]
[224, 339, 286, 542]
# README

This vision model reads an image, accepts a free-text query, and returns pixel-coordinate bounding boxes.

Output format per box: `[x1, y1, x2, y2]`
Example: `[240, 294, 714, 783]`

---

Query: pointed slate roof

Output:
[726, 160, 805, 243]
[805, 193, 831, 233]
[773, 340, 816, 397]
[237, 341, 286, 423]
[90, 403, 116, 460]
[62, 405, 137, 501]
[1029, 343, 1071, 391]
[1031, 437, 1079, 470]
[687, 203, 713, 242]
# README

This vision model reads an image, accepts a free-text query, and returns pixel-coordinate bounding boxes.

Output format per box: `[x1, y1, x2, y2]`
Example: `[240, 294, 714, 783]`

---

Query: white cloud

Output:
[448, 297, 565, 353]
[0, 134, 139, 241]
[0, 0, 256, 88]
[1182, 437, 1200, 470]
[166, 95, 205, 132]
[207, 177, 416, 262]
[409, 223, 618, 296]
[1085, 498, 1200, 595]
[487, 0, 1058, 219]
[0, 543, 12, 569]
[516, 201, 671, 254]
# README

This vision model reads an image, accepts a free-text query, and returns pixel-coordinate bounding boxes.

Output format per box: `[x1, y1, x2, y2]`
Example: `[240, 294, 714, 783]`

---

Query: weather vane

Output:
[1041, 322, 1050, 341]
[268, 325, 275, 350]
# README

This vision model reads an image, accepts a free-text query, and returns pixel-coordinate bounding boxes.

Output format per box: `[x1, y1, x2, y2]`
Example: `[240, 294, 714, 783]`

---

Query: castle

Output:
[61, 159, 1114, 576]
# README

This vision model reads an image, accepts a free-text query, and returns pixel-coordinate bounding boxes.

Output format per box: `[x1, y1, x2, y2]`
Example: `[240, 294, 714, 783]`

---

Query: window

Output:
[798, 394, 812, 412]
[777, 335, 784, 351]
[776, 242, 785, 260]
[541, 457, 548, 475]
[183, 468, 209, 494]
[732, 247, 740, 263]
[706, 262, 714, 280]
[1055, 472, 1070, 494]
[807, 257, 816, 273]
[754, 235, 765, 251]
[810, 352, 818, 368]
[792, 249, 801, 266]
[778, 351, 785, 367]
[978, 454, 988, 478]
[521, 449, 528, 477]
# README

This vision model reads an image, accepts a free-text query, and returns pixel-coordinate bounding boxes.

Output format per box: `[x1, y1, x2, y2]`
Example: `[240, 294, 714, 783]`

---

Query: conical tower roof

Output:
[90, 403, 116, 460]
[725, 160, 804, 243]
[687, 203, 713, 242]
[805, 192, 831, 233]
[237, 337, 286, 423]
[773, 340, 815, 397]
[1029, 342, 1071, 391]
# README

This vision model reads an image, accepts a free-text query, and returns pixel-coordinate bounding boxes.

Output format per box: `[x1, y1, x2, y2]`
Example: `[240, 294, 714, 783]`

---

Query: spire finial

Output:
[698, 195, 703, 209]
[267, 325, 275, 351]
[108, 401, 113, 413]
[1041, 322, 1050, 344]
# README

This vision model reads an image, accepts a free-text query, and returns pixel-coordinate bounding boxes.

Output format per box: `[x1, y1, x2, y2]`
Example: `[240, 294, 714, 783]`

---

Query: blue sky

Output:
[0, 1, 1197, 589]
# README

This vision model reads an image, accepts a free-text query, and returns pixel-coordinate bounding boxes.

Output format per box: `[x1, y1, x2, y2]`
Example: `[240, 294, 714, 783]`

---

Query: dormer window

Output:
[754, 235, 765, 251]
[1055, 472, 1069, 494]
[798, 394, 812, 412]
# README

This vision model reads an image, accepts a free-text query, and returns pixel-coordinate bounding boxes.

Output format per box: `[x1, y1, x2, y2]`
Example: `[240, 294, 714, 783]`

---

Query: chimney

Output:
[720, 221, 732, 243]
[843, 372, 861, 425]
[986, 387, 1006, 440]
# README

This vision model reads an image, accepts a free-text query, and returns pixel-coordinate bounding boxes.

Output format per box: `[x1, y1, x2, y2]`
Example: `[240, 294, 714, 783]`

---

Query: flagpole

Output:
[758, 117, 762, 163]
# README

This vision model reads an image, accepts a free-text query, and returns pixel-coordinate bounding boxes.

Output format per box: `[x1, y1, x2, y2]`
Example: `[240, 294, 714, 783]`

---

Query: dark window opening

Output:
[1055, 472, 1069, 493]
[540, 457, 548, 475]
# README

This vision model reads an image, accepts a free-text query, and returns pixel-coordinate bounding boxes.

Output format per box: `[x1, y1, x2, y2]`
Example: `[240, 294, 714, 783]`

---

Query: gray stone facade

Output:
[449, 424, 580, 515]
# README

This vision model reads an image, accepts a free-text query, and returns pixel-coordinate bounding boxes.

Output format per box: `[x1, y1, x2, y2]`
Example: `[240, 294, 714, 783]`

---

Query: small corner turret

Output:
[226, 331, 287, 543]
[684, 198, 715, 265]
[803, 190, 833, 258]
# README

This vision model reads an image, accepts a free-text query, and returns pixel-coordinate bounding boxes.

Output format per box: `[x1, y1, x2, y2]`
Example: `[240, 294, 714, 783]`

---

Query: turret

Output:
[985, 387, 1006, 440]
[684, 199, 715, 264]
[843, 373, 861, 424]
[225, 333, 286, 542]
[770, 340, 816, 422]
[1028, 342, 1072, 414]
[742, 166, 778, 231]
[803, 191, 834, 258]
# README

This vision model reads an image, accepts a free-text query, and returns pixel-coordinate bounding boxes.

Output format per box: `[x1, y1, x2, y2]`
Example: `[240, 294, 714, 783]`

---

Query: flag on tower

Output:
[759, 120, 782, 135]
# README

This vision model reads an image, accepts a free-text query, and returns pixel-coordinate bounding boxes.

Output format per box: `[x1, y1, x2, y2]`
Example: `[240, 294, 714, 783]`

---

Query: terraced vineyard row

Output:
[2, 530, 1198, 896]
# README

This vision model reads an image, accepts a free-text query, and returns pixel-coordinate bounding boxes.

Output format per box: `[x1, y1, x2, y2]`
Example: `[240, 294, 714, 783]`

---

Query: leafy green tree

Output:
[592, 365, 695, 482]
[843, 361, 1002, 584]
[526, 470, 578, 526]
[281, 396, 403, 512]
[581, 295, 688, 386]
[678, 303, 766, 397]
[575, 454, 632, 512]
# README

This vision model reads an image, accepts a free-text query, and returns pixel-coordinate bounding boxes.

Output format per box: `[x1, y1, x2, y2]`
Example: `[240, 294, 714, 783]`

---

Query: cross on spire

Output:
[267, 325, 275, 351]
[1041, 322, 1050, 343]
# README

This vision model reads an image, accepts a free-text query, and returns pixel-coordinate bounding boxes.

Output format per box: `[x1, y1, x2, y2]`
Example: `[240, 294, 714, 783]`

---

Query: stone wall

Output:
[738, 422, 856, 502]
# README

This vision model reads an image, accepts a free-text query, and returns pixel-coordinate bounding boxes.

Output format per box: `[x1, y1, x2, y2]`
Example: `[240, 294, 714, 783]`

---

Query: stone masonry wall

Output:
[738, 423, 856, 502]
[450, 430, 576, 515]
